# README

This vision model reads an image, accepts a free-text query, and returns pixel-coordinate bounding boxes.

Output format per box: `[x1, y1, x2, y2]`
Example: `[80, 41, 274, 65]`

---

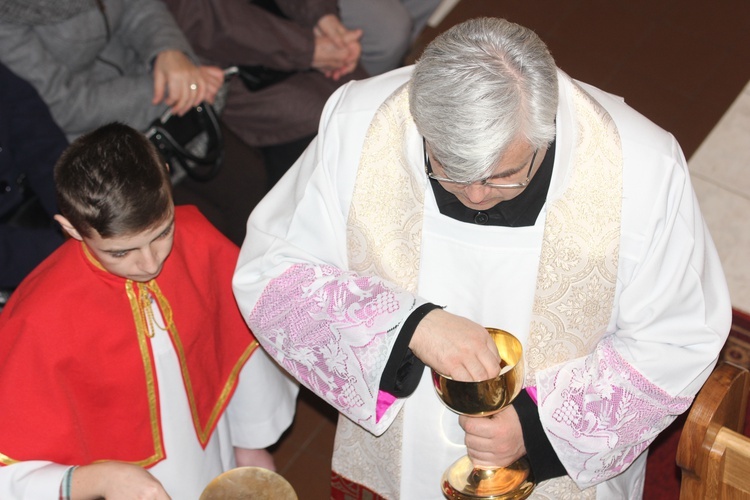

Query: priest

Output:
[233, 17, 731, 499]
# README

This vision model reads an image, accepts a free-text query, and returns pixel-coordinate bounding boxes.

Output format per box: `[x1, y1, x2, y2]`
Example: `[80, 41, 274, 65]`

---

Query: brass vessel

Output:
[432, 328, 535, 500]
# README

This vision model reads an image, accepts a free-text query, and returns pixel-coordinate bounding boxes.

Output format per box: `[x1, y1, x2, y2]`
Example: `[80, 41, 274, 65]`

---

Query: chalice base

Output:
[441, 455, 535, 500]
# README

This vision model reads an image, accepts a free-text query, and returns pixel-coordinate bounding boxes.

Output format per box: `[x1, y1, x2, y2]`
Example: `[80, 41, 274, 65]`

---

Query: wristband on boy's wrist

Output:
[60, 465, 78, 500]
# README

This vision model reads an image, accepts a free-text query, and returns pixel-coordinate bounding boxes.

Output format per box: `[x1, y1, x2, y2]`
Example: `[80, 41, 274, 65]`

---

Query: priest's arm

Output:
[530, 123, 732, 488]
[232, 105, 425, 434]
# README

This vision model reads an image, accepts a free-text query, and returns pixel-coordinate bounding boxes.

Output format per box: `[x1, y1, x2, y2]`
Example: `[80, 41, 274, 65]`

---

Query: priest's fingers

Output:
[409, 308, 501, 381]
[459, 408, 526, 468]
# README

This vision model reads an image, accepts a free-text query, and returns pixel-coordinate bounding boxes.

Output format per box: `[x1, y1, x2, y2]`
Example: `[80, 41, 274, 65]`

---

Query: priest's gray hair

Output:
[410, 17, 558, 181]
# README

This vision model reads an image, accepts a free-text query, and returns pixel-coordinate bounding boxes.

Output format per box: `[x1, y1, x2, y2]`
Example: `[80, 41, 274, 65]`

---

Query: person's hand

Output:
[409, 309, 502, 381]
[152, 49, 223, 116]
[234, 447, 276, 471]
[459, 406, 526, 468]
[198, 65, 226, 104]
[329, 31, 361, 80]
[312, 32, 362, 80]
[315, 14, 357, 48]
[313, 15, 362, 80]
[71, 461, 171, 499]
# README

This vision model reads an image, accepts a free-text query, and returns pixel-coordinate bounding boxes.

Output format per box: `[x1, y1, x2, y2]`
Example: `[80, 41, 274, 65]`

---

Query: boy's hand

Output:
[71, 461, 170, 499]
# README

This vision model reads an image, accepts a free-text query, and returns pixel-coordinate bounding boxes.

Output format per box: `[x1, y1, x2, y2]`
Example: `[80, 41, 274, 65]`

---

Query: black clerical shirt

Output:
[431, 141, 554, 227]
[378, 139, 567, 482]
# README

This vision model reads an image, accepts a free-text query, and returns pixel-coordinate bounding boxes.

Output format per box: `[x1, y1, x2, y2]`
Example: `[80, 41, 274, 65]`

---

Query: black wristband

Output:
[378, 302, 443, 397]
[513, 390, 568, 482]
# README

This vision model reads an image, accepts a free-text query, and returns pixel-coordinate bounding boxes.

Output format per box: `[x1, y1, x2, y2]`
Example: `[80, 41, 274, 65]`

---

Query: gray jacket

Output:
[0, 0, 194, 139]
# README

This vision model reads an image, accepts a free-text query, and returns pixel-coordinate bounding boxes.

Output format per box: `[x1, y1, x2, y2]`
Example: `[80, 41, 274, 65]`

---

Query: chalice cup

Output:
[432, 328, 535, 500]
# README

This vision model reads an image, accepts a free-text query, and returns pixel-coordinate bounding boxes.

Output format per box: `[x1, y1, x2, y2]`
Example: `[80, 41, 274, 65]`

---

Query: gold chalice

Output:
[200, 467, 297, 500]
[432, 328, 535, 500]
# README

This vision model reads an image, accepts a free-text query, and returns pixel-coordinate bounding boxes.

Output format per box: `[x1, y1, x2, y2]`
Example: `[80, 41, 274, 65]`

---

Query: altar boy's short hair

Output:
[55, 123, 173, 238]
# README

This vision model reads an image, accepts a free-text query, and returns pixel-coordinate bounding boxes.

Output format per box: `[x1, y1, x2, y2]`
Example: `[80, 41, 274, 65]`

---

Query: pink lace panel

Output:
[248, 263, 413, 431]
[537, 337, 692, 488]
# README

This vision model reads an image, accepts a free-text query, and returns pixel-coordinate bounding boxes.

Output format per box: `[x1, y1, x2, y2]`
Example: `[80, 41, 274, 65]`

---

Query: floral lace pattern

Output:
[537, 337, 693, 488]
[248, 263, 414, 433]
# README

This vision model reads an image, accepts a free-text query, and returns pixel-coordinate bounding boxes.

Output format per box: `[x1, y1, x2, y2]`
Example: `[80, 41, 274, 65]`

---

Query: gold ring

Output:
[189, 83, 198, 91]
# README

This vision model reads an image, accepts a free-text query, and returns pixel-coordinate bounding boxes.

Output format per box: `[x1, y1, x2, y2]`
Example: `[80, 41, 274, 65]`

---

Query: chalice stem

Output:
[433, 328, 534, 499]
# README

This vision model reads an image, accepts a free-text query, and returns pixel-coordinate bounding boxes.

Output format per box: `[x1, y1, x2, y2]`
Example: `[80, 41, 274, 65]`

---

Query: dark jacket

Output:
[0, 63, 68, 288]
[163, 0, 368, 146]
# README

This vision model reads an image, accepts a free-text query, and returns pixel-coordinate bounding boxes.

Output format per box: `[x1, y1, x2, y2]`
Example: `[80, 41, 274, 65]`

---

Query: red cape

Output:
[0, 206, 256, 467]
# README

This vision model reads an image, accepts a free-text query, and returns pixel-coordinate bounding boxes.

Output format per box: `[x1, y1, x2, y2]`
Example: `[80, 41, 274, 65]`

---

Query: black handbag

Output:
[145, 102, 224, 182]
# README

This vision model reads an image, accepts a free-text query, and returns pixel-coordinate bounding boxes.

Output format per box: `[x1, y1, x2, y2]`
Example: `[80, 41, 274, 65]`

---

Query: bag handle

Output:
[146, 102, 224, 182]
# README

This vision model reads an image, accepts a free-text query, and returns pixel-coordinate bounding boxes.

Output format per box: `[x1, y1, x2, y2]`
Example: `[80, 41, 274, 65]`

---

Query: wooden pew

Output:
[677, 361, 750, 499]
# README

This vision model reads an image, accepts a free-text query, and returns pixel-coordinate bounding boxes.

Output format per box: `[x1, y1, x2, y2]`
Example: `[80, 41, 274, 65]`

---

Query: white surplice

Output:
[233, 66, 731, 499]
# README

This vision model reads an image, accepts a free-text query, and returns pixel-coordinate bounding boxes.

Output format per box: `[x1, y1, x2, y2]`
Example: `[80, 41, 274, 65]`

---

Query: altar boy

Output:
[0, 123, 297, 499]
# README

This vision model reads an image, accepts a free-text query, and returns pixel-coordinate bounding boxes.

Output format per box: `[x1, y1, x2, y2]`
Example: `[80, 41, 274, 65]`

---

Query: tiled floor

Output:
[690, 82, 750, 313]
[270, 1, 750, 497]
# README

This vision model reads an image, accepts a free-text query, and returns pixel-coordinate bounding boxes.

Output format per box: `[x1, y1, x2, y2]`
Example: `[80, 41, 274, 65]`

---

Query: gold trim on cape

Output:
[127, 281, 167, 467]
[85, 243, 256, 462]
[130, 281, 258, 454]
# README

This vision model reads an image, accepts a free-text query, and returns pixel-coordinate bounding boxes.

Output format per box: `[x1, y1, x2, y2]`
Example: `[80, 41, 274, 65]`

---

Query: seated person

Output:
[0, 0, 266, 249]
[0, 0, 225, 141]
[163, 0, 368, 186]
[338, 0, 444, 75]
[0, 62, 68, 296]
[0, 123, 298, 499]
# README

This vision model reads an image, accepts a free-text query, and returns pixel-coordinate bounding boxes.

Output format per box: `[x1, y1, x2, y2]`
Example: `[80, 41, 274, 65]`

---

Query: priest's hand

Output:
[234, 446, 276, 471]
[409, 308, 502, 381]
[71, 461, 170, 499]
[460, 405, 526, 468]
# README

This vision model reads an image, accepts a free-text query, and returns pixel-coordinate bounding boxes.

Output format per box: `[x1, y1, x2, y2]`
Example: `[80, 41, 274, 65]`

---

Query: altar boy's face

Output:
[56, 212, 175, 282]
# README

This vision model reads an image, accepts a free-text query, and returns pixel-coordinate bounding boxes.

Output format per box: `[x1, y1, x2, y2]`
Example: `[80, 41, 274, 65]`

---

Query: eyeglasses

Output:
[423, 138, 538, 189]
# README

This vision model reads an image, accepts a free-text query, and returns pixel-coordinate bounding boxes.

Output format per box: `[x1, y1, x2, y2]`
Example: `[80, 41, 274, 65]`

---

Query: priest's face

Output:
[82, 215, 176, 282]
[427, 139, 546, 211]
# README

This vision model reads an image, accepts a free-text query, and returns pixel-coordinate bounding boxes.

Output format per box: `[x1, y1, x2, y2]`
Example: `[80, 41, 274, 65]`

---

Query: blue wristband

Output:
[60, 466, 78, 500]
